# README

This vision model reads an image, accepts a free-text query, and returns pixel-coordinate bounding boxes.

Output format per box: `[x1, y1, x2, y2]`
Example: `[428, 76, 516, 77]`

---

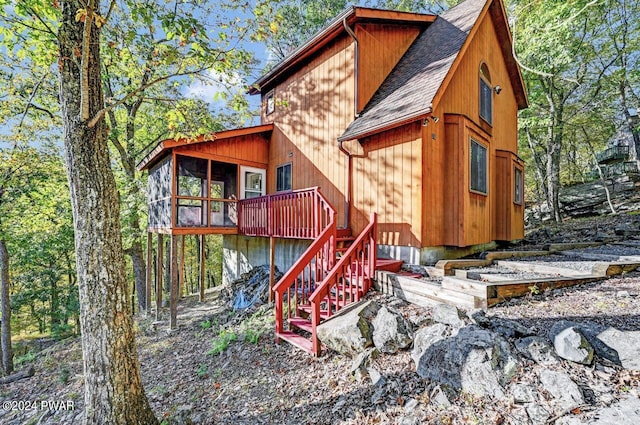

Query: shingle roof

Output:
[339, 0, 487, 142]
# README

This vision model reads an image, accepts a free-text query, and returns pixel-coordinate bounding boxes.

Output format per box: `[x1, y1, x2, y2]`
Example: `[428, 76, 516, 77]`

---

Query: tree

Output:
[2, 0, 274, 421]
[510, 0, 628, 221]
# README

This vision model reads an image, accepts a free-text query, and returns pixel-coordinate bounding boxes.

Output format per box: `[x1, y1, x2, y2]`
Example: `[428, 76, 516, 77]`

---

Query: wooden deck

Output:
[375, 240, 640, 309]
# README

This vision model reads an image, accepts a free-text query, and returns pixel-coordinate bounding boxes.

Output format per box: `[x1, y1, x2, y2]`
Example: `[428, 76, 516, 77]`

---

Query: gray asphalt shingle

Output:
[339, 0, 487, 141]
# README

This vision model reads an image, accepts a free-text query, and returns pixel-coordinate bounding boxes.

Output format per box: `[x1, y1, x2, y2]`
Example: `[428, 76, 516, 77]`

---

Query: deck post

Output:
[170, 234, 179, 329]
[199, 234, 206, 302]
[179, 235, 186, 298]
[269, 236, 275, 303]
[155, 233, 164, 321]
[145, 232, 153, 315]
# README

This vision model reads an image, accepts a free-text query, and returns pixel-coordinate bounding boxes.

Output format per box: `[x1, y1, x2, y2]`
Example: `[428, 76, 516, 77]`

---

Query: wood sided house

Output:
[138, 0, 528, 355]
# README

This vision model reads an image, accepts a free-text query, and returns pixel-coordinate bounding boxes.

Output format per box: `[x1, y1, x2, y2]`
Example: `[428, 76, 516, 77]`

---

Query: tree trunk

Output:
[545, 97, 564, 223]
[0, 239, 14, 375]
[58, 2, 157, 424]
[127, 238, 147, 312]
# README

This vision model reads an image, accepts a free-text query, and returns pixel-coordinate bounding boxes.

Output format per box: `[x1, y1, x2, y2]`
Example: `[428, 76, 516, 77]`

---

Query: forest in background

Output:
[0, 0, 637, 416]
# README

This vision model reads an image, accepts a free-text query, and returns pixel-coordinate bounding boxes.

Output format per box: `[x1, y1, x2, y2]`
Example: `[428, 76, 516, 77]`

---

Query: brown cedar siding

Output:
[263, 22, 427, 230]
[429, 1, 523, 247]
[261, 0, 525, 250]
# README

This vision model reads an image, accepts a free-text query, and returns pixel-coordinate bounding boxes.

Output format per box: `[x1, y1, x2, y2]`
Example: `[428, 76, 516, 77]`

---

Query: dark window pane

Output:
[470, 139, 487, 194]
[514, 167, 523, 204]
[276, 163, 292, 192]
[480, 78, 492, 125]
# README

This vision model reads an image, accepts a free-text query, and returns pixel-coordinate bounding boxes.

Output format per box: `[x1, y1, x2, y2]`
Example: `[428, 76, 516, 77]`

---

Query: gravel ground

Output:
[3, 214, 640, 424]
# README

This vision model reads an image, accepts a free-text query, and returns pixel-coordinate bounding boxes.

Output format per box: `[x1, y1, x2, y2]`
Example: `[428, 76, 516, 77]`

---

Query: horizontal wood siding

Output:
[424, 9, 523, 248]
[172, 134, 269, 168]
[265, 34, 355, 224]
[353, 123, 422, 246]
[356, 23, 422, 113]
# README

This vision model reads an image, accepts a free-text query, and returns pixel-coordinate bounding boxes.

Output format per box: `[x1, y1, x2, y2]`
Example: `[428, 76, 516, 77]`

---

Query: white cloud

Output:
[184, 69, 244, 104]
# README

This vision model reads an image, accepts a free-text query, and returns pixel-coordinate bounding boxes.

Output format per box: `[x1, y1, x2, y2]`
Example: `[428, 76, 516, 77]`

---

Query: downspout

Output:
[338, 140, 352, 229]
[339, 17, 359, 229]
[343, 17, 359, 118]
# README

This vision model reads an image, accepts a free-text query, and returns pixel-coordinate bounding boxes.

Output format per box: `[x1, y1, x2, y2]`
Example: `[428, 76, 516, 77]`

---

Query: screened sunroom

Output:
[139, 124, 272, 235]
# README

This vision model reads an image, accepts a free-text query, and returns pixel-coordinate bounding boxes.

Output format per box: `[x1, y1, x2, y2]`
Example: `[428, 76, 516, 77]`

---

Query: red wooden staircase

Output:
[239, 187, 400, 356]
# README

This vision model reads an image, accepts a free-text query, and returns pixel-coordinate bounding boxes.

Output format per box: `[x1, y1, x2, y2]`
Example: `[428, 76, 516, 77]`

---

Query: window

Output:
[240, 166, 266, 199]
[470, 139, 488, 195]
[514, 167, 523, 205]
[266, 90, 275, 115]
[479, 63, 492, 125]
[276, 163, 292, 192]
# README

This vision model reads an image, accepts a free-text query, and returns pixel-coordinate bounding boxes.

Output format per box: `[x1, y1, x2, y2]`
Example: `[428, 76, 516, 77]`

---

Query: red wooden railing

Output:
[308, 213, 376, 355]
[272, 190, 337, 348]
[239, 188, 377, 356]
[238, 187, 333, 239]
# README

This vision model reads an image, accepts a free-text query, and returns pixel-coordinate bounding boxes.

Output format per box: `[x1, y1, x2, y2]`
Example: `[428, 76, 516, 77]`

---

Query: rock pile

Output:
[316, 296, 640, 424]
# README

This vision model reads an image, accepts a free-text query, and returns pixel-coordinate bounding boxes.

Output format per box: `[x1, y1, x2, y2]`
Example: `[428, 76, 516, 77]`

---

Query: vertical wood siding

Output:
[172, 134, 269, 168]
[353, 123, 422, 245]
[425, 10, 523, 247]
[356, 24, 422, 112]
[265, 34, 355, 224]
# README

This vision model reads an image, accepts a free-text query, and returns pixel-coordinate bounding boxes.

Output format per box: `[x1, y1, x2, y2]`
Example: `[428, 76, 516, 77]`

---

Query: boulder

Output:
[316, 300, 380, 356]
[510, 383, 538, 404]
[552, 327, 594, 365]
[526, 404, 551, 425]
[550, 321, 620, 364]
[538, 369, 584, 412]
[594, 328, 640, 370]
[413, 325, 518, 399]
[432, 303, 466, 328]
[410, 323, 452, 367]
[372, 305, 413, 354]
[515, 336, 559, 365]
[472, 311, 536, 338]
[349, 347, 379, 378]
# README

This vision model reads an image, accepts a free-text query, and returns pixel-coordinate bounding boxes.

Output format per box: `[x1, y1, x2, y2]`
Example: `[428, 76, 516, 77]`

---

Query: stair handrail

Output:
[273, 188, 336, 344]
[308, 212, 377, 354]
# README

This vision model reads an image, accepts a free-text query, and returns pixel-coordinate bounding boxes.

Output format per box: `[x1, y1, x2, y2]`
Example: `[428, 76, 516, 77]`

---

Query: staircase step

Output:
[376, 270, 484, 309]
[276, 330, 313, 354]
[297, 304, 331, 319]
[441, 276, 490, 298]
[375, 259, 404, 273]
[288, 317, 313, 333]
[336, 228, 353, 238]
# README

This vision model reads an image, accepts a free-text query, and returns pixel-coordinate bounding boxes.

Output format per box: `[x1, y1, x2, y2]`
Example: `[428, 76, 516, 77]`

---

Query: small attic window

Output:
[479, 63, 493, 125]
[266, 90, 275, 115]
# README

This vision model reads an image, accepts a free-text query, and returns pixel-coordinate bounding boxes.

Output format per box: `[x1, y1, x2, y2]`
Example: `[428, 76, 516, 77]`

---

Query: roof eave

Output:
[137, 124, 274, 171]
[488, 0, 528, 109]
[250, 7, 437, 95]
[338, 109, 431, 142]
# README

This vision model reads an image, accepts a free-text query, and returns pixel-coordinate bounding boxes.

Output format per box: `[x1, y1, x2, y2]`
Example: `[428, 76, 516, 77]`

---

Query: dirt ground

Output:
[2, 214, 640, 424]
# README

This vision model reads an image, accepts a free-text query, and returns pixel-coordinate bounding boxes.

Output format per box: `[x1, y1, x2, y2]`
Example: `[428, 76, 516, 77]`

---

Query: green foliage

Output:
[208, 329, 238, 356]
[58, 367, 70, 384]
[200, 320, 212, 330]
[15, 351, 35, 367]
[511, 0, 640, 210]
[196, 364, 208, 378]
